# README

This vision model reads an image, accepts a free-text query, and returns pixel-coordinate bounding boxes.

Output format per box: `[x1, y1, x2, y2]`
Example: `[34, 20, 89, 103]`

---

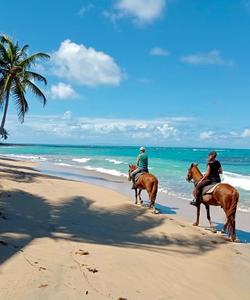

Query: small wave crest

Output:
[238, 206, 250, 213]
[72, 158, 91, 163]
[105, 158, 124, 165]
[222, 172, 250, 191]
[83, 165, 127, 177]
[55, 163, 72, 167]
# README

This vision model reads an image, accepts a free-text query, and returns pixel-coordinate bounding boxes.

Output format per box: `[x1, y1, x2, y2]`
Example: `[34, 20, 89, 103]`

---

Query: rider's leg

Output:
[131, 168, 141, 189]
[190, 179, 211, 206]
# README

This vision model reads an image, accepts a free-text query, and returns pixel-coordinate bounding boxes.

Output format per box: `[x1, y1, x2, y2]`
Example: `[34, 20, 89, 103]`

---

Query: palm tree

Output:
[0, 34, 50, 139]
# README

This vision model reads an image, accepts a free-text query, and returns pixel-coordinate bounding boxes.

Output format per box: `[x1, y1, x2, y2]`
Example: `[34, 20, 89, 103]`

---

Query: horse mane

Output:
[191, 163, 203, 178]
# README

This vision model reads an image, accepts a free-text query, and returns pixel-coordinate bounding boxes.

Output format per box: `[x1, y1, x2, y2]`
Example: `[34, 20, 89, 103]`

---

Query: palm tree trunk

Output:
[0, 89, 10, 136]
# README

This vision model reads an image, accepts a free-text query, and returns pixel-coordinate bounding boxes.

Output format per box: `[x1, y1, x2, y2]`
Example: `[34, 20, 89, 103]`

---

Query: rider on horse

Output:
[131, 147, 149, 189]
[190, 151, 223, 206]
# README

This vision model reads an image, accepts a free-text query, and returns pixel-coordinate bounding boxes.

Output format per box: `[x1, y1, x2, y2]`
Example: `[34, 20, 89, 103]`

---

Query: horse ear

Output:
[195, 163, 199, 166]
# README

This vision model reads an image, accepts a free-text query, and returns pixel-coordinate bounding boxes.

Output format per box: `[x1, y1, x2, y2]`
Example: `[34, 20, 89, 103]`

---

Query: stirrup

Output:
[190, 199, 198, 207]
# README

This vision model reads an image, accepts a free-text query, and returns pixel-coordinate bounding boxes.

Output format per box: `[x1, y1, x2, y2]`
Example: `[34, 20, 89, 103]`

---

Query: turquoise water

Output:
[1, 144, 250, 212]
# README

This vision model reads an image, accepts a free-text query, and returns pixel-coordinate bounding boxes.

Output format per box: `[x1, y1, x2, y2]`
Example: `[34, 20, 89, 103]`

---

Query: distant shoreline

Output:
[1, 142, 250, 151]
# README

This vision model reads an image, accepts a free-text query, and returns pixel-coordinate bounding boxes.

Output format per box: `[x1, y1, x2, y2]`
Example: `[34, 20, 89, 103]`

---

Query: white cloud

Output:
[180, 50, 234, 66]
[6, 113, 187, 144]
[149, 47, 170, 56]
[199, 128, 250, 141]
[50, 82, 78, 100]
[200, 131, 215, 140]
[242, 129, 250, 138]
[106, 0, 167, 25]
[51, 39, 122, 87]
[77, 4, 94, 16]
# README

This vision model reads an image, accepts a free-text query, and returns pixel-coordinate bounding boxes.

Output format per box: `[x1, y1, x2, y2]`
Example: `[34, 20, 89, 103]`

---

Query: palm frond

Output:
[0, 77, 7, 110]
[0, 42, 9, 62]
[25, 80, 47, 106]
[26, 71, 47, 85]
[17, 44, 29, 61]
[0, 34, 12, 44]
[13, 78, 28, 122]
[0, 75, 13, 100]
[19, 52, 50, 69]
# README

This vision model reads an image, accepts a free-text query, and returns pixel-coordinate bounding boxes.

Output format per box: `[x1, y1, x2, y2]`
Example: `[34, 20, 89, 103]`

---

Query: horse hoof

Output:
[193, 222, 198, 226]
[222, 236, 235, 242]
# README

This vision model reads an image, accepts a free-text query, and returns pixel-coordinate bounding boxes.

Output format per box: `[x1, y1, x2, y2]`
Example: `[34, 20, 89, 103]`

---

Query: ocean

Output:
[0, 144, 250, 213]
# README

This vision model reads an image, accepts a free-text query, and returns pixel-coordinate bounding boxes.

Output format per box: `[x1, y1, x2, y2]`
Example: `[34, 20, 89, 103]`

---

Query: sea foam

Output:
[105, 158, 124, 165]
[222, 172, 250, 191]
[72, 158, 91, 163]
[83, 165, 127, 177]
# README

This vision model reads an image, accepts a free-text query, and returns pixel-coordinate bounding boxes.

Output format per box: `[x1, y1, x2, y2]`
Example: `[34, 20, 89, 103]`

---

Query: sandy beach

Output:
[1, 158, 250, 300]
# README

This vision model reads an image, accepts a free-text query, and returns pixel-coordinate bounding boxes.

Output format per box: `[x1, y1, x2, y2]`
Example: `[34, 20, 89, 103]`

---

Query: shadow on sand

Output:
[0, 159, 245, 267]
[0, 187, 229, 266]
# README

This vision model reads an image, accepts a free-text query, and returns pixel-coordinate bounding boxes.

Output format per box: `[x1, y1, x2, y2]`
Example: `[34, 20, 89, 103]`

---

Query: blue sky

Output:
[1, 0, 250, 147]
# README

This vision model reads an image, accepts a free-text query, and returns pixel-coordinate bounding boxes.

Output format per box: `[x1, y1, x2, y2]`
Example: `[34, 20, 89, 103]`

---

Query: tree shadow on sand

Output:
[0, 188, 229, 266]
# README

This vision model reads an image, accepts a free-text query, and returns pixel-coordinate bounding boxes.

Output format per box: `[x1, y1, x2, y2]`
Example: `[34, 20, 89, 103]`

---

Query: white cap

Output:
[140, 147, 145, 151]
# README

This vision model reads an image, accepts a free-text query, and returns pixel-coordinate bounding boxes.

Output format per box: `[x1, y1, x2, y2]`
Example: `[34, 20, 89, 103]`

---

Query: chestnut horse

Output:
[186, 163, 239, 241]
[128, 165, 158, 209]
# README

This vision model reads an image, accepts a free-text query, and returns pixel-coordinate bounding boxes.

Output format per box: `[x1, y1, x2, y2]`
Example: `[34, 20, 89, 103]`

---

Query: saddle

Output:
[135, 170, 147, 182]
[202, 183, 220, 196]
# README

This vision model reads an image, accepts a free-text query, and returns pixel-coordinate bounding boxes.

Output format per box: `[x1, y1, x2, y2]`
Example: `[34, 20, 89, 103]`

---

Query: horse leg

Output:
[134, 188, 138, 204]
[232, 217, 236, 241]
[193, 203, 201, 226]
[138, 189, 143, 205]
[205, 204, 213, 228]
[221, 220, 228, 234]
[228, 213, 236, 242]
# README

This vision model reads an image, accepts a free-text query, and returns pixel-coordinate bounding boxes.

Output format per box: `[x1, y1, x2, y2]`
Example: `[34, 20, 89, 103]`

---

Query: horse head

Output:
[186, 163, 198, 182]
[128, 164, 137, 181]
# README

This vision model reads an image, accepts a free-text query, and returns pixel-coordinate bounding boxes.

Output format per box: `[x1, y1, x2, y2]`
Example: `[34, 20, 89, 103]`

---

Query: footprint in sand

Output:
[38, 284, 48, 288]
[75, 249, 89, 256]
[87, 267, 98, 274]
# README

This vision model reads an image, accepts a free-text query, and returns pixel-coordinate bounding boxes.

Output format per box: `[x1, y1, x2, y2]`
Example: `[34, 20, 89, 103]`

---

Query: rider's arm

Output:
[219, 167, 223, 174]
[200, 165, 211, 181]
[136, 155, 140, 166]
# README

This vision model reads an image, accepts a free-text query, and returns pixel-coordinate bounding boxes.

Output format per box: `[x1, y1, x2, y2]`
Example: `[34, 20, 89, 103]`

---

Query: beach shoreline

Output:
[36, 159, 250, 242]
[1, 157, 250, 300]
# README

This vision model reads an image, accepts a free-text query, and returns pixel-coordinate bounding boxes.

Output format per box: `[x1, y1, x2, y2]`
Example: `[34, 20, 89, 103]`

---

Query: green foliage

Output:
[0, 34, 50, 139]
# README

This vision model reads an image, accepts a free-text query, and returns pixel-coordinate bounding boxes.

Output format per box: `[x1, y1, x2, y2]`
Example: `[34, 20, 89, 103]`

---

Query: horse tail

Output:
[226, 189, 239, 240]
[150, 178, 158, 206]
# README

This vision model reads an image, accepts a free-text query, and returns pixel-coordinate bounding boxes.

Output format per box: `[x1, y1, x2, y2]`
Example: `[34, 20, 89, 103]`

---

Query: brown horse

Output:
[186, 163, 239, 241]
[128, 165, 158, 209]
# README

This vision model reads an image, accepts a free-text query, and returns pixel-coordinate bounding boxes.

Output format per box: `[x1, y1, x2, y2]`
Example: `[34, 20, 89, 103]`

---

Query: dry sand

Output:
[0, 158, 250, 300]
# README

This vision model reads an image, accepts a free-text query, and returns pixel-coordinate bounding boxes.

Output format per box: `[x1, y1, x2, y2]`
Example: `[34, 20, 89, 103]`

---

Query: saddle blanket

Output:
[135, 171, 147, 182]
[202, 183, 220, 195]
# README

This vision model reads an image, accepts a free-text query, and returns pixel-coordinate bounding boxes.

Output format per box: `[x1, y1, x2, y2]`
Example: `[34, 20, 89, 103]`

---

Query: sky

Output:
[1, 0, 250, 148]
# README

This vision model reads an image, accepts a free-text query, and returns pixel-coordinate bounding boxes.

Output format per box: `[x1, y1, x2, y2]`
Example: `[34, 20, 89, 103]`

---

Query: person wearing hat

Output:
[190, 151, 223, 206]
[131, 147, 149, 189]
